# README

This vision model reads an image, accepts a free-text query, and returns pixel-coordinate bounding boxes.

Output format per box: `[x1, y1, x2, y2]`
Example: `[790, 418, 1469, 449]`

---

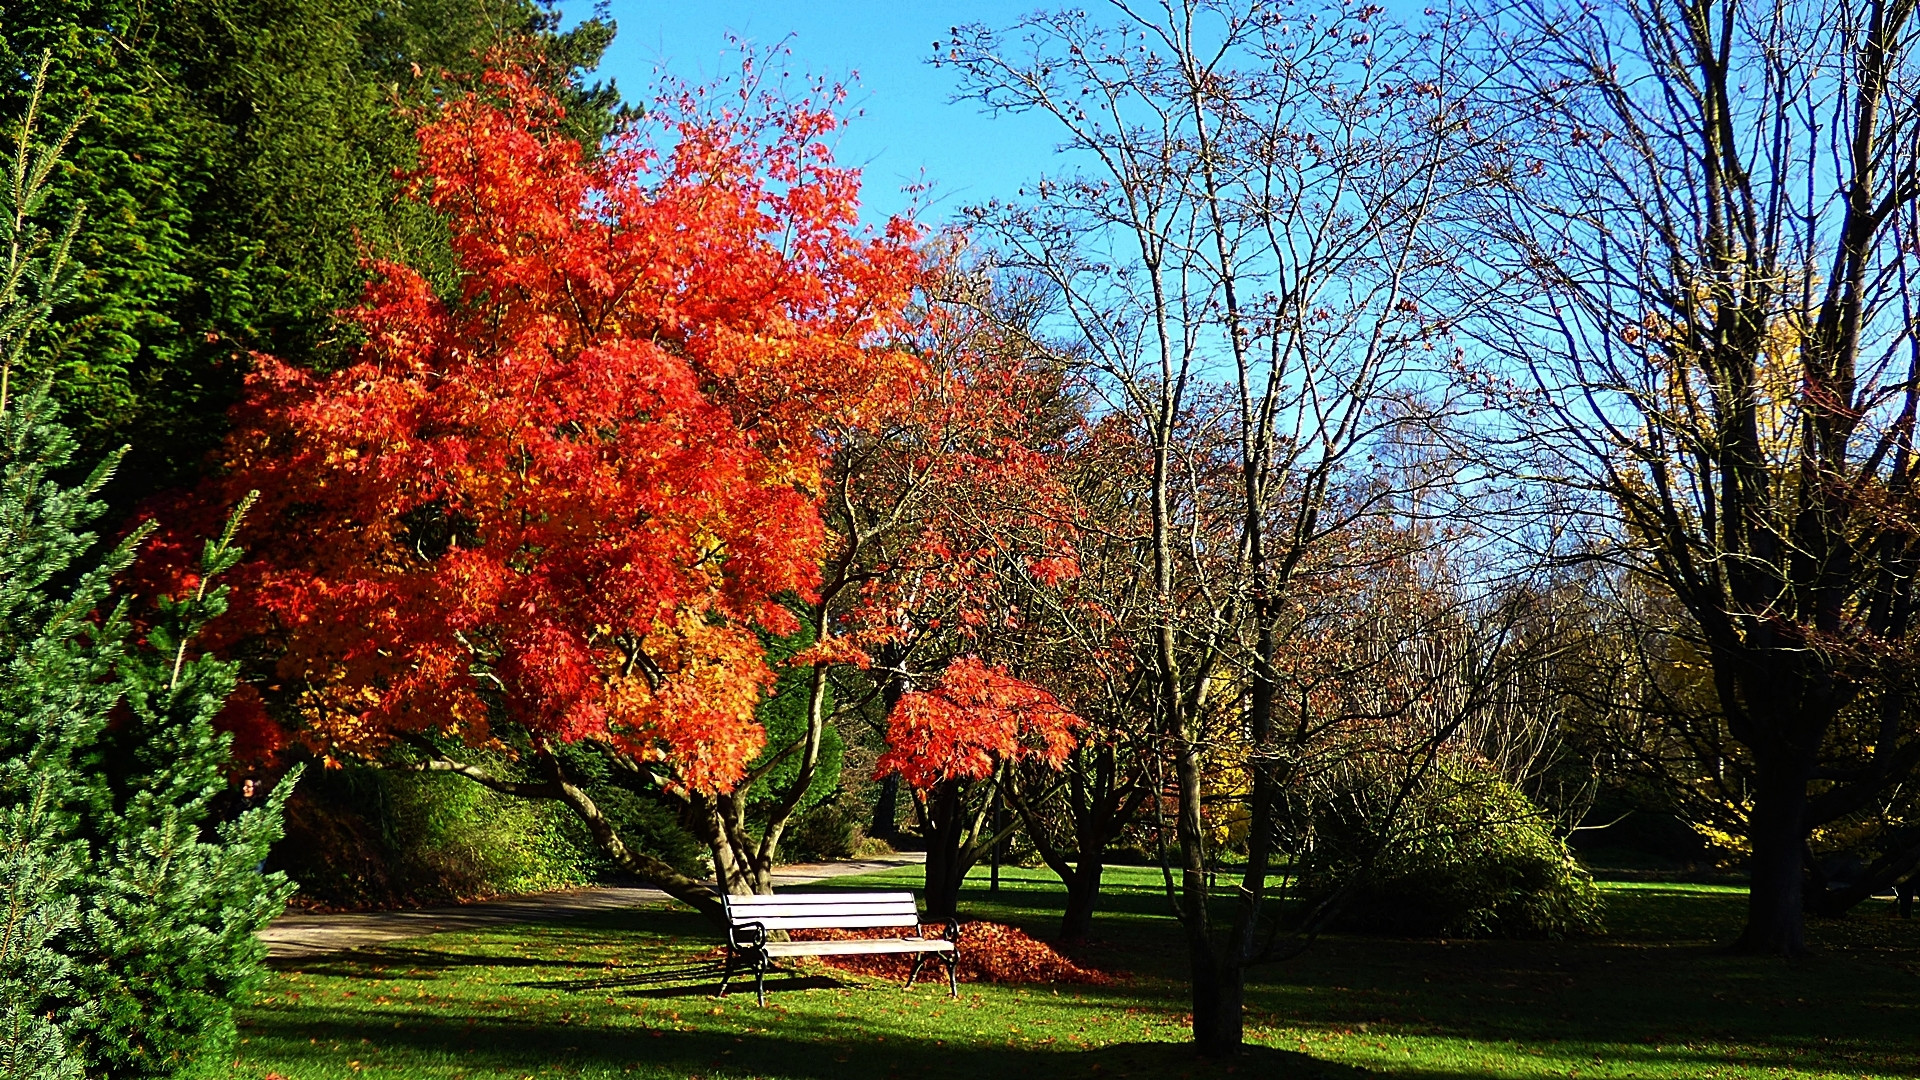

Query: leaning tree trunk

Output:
[1810, 829, 1920, 917]
[1735, 754, 1813, 956]
[681, 792, 761, 896]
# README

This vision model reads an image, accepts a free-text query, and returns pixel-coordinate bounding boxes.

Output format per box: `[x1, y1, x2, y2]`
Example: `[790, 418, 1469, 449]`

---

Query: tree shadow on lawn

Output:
[253, 876, 1920, 1077]
[250, 1008, 1379, 1079]
[271, 945, 616, 977]
[552, 885, 1920, 1074]
[1243, 928, 1920, 1076]
[244, 992, 1920, 1080]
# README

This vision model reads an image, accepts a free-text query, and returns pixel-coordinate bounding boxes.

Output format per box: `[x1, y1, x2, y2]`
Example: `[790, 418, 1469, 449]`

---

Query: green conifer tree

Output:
[70, 496, 301, 1080]
[1, 57, 300, 1080]
[0, 56, 112, 1080]
[0, 376, 126, 1080]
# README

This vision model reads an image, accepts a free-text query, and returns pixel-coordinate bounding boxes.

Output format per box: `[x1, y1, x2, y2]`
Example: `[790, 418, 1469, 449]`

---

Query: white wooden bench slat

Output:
[719, 889, 959, 1004]
[724, 902, 920, 917]
[724, 901, 920, 917]
[729, 913, 921, 930]
[727, 906, 918, 921]
[763, 938, 956, 958]
[725, 891, 916, 907]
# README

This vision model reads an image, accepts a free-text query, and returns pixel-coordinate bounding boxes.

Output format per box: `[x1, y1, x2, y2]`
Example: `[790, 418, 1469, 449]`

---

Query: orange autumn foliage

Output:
[838, 278, 1084, 655]
[181, 62, 923, 792]
[875, 657, 1083, 788]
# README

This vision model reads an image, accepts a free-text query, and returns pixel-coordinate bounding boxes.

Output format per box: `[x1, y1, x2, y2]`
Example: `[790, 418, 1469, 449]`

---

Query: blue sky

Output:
[559, 1, 1064, 227]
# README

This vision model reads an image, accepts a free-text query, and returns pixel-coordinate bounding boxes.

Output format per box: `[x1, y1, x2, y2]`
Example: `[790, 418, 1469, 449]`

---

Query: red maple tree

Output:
[876, 657, 1081, 787]
[876, 656, 1083, 916]
[695, 269, 1083, 894]
[168, 59, 924, 907]
[789, 263, 1091, 913]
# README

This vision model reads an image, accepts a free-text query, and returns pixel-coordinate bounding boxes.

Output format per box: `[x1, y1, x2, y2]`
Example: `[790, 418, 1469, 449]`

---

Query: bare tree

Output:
[995, 418, 1162, 941]
[1458, 0, 1920, 954]
[941, 0, 1496, 1054]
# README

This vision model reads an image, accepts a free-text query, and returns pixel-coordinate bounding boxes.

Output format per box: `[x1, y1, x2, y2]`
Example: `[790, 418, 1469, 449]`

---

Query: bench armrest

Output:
[727, 921, 767, 951]
[940, 917, 960, 944]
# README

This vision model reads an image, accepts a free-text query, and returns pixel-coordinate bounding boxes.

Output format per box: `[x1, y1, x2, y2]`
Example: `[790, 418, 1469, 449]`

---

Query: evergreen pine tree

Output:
[0, 376, 127, 1080]
[70, 495, 301, 1080]
[1, 57, 301, 1080]
[0, 55, 116, 1080]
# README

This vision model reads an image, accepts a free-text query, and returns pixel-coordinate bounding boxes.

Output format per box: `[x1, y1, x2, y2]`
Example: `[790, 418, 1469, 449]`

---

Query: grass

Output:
[235, 866, 1920, 1079]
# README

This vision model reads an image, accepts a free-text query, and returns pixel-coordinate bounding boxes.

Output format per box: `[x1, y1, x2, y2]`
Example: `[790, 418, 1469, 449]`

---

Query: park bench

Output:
[719, 891, 959, 1005]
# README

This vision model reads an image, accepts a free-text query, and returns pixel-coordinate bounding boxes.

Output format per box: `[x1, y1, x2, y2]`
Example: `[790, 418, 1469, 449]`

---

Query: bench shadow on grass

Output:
[520, 963, 858, 999]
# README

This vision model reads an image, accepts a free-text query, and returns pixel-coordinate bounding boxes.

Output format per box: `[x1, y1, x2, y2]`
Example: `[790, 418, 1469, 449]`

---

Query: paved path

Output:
[261, 854, 924, 959]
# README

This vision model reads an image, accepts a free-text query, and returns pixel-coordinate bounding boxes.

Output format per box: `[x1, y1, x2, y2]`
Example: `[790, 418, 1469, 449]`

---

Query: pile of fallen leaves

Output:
[790, 922, 1114, 985]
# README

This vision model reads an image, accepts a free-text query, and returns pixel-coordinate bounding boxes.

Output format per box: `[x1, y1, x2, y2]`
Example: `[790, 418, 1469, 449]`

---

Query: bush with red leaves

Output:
[792, 921, 1113, 985]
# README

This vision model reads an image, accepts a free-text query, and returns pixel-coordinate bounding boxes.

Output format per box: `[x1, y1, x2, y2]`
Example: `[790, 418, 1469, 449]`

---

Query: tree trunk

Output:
[921, 781, 968, 918]
[681, 794, 756, 896]
[1060, 861, 1103, 941]
[872, 655, 911, 843]
[871, 773, 900, 841]
[923, 829, 967, 919]
[915, 778, 1012, 918]
[1188, 947, 1245, 1058]
[1735, 756, 1812, 956]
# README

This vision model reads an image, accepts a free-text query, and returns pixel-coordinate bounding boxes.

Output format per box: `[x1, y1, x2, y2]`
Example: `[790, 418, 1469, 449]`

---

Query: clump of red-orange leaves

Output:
[793, 922, 1113, 985]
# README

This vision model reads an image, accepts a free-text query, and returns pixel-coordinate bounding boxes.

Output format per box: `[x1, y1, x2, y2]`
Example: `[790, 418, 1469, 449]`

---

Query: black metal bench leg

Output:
[946, 949, 959, 998]
[718, 948, 734, 997]
[755, 955, 768, 1007]
[905, 953, 928, 989]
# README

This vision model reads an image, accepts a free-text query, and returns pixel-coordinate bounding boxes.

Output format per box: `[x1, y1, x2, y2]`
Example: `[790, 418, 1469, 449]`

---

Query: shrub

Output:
[582, 784, 711, 880]
[852, 834, 896, 858]
[386, 771, 594, 898]
[1101, 842, 1159, 867]
[781, 802, 862, 862]
[273, 765, 709, 908]
[1307, 773, 1603, 940]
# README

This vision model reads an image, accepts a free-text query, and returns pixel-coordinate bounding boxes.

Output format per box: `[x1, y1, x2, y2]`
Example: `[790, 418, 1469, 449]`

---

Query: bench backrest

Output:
[722, 891, 921, 931]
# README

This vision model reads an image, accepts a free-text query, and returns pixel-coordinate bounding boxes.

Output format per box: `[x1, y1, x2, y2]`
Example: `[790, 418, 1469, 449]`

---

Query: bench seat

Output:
[762, 937, 956, 958]
[719, 891, 959, 1004]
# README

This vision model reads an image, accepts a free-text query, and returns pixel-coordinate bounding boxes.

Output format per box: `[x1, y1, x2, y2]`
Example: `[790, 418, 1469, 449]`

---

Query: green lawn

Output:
[236, 866, 1920, 1079]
